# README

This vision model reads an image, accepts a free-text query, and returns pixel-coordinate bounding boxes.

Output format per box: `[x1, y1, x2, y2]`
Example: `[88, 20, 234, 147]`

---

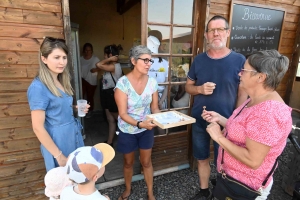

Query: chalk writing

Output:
[229, 3, 284, 56]
[242, 8, 272, 20]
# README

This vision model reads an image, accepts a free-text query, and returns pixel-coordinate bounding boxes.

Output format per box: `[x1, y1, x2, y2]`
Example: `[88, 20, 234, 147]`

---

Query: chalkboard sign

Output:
[228, 1, 285, 56]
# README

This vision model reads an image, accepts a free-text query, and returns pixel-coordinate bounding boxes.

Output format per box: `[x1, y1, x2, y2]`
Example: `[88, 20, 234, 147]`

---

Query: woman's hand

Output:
[108, 55, 118, 62]
[56, 154, 67, 166]
[206, 122, 224, 143]
[75, 104, 90, 114]
[140, 118, 157, 130]
[202, 110, 221, 123]
[90, 68, 98, 73]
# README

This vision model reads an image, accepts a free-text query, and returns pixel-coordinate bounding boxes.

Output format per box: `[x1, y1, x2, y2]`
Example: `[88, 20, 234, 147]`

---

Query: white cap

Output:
[147, 35, 160, 54]
[66, 143, 115, 184]
[44, 167, 73, 198]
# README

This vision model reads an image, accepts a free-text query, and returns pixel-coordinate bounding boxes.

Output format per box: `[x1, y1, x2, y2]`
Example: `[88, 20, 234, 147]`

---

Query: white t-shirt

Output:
[102, 63, 123, 90]
[148, 57, 168, 93]
[60, 186, 108, 200]
[81, 55, 100, 86]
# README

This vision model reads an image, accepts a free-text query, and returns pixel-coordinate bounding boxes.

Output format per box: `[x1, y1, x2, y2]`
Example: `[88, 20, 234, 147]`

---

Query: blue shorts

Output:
[117, 129, 154, 154]
[192, 121, 219, 164]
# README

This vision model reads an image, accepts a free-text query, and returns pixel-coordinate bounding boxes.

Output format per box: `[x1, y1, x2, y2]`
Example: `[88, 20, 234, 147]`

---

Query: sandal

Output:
[118, 189, 133, 200]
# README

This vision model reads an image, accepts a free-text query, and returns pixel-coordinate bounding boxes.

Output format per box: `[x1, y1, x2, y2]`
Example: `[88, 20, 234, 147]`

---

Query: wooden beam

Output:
[117, 0, 125, 13]
[285, 14, 300, 104]
[118, 0, 140, 15]
[61, 0, 76, 96]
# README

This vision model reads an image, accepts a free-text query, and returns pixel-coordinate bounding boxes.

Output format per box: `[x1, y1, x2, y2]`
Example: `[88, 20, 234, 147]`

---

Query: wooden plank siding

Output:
[0, 0, 64, 199]
[0, 65, 39, 79]
[152, 132, 189, 171]
[208, 0, 300, 100]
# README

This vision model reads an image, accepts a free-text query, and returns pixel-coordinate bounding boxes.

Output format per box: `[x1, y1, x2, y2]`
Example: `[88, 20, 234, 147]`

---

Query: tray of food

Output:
[146, 111, 195, 129]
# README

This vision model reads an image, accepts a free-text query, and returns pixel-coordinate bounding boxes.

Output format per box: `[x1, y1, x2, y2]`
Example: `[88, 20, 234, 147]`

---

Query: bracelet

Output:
[137, 121, 142, 129]
[54, 151, 62, 159]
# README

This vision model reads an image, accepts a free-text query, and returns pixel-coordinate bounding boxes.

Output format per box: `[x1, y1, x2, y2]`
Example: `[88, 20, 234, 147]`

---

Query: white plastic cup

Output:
[77, 99, 87, 117]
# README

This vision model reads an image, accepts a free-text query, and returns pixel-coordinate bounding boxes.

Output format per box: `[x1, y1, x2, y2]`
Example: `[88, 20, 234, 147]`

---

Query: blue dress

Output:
[27, 78, 84, 171]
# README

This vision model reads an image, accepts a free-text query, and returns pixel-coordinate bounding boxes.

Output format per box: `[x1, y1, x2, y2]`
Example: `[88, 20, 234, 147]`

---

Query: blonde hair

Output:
[38, 37, 74, 97]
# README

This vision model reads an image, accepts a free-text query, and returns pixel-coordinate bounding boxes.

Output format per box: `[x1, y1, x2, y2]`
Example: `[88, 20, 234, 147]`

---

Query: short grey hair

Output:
[128, 45, 151, 69]
[206, 15, 229, 32]
[247, 50, 289, 90]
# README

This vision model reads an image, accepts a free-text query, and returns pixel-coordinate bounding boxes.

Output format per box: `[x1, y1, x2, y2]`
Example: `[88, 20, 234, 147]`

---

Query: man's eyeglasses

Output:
[240, 68, 257, 75]
[138, 58, 154, 65]
[207, 27, 229, 34]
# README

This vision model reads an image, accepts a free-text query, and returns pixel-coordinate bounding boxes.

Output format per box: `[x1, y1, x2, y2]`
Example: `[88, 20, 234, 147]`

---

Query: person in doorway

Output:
[148, 30, 164, 54]
[94, 44, 123, 146]
[27, 37, 89, 171]
[172, 66, 190, 115]
[185, 15, 248, 199]
[114, 45, 160, 200]
[81, 43, 100, 118]
[147, 35, 169, 110]
[60, 143, 115, 200]
[202, 50, 292, 199]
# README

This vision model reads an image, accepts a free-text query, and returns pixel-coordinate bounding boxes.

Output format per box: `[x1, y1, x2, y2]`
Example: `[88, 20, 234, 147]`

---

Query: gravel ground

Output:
[100, 143, 295, 200]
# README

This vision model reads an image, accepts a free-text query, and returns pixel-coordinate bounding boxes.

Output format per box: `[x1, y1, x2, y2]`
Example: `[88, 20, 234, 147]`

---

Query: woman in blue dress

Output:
[27, 37, 88, 171]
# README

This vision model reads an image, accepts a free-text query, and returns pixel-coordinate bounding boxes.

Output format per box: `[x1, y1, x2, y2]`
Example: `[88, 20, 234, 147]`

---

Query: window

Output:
[144, 0, 196, 135]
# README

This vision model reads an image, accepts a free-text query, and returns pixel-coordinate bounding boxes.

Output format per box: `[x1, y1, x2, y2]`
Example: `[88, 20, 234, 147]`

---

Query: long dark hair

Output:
[104, 44, 119, 56]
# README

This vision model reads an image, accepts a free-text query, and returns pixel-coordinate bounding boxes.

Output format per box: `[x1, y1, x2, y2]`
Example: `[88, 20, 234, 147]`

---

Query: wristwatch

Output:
[137, 121, 142, 129]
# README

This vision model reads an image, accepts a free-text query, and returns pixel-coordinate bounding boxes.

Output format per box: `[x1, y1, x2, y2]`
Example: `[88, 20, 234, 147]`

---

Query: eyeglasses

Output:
[207, 27, 229, 34]
[240, 68, 257, 75]
[138, 58, 154, 65]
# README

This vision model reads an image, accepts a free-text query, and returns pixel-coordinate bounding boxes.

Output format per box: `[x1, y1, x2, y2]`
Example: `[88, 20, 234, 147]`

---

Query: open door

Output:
[140, 0, 204, 171]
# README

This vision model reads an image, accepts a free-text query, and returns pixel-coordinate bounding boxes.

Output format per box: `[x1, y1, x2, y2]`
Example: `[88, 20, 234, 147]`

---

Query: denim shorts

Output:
[117, 128, 154, 154]
[192, 121, 219, 164]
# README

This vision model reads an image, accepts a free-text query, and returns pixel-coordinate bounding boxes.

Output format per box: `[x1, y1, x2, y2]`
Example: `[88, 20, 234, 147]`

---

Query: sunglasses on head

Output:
[43, 36, 66, 43]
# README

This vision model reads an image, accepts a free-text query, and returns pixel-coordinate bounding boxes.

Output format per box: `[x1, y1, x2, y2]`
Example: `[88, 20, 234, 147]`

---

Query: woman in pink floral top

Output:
[202, 50, 292, 199]
[114, 45, 160, 200]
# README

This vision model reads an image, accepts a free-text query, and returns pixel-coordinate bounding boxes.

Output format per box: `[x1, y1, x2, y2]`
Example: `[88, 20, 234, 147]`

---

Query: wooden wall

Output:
[207, 0, 300, 100]
[152, 132, 189, 171]
[0, 0, 64, 199]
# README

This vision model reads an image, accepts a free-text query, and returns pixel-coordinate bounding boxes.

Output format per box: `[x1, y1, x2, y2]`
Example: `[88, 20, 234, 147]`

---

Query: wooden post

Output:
[61, 0, 76, 99]
[189, 0, 210, 171]
[285, 16, 300, 104]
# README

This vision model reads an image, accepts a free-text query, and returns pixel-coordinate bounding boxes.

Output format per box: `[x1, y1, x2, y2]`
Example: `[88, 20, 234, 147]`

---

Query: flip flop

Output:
[118, 189, 133, 200]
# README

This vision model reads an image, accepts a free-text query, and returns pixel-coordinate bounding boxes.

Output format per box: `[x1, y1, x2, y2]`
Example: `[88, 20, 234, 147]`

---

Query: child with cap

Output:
[60, 143, 115, 200]
[44, 166, 74, 200]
